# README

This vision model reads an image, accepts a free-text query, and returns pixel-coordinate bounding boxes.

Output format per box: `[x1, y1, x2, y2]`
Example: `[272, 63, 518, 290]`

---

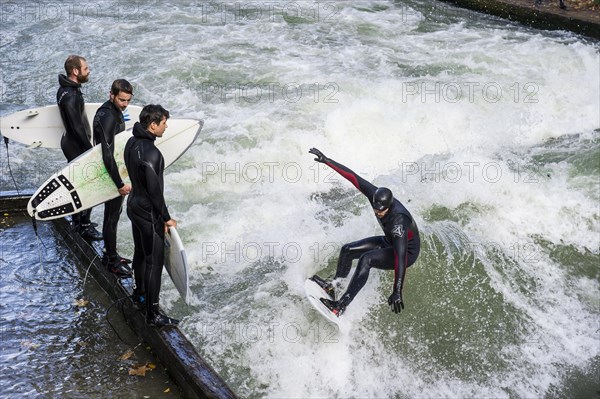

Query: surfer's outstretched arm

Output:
[309, 147, 377, 202]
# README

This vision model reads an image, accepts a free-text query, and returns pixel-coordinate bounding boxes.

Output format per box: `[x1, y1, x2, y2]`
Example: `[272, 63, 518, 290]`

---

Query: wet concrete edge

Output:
[1, 192, 238, 399]
[438, 0, 600, 39]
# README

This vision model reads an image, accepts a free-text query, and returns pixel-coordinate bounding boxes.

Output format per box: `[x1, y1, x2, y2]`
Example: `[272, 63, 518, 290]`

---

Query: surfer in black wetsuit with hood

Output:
[309, 148, 420, 316]
[57, 54, 102, 240]
[93, 79, 134, 277]
[124, 104, 178, 327]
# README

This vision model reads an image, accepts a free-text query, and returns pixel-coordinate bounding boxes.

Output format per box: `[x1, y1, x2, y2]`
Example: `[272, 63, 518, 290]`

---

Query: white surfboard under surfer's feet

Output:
[304, 277, 341, 324]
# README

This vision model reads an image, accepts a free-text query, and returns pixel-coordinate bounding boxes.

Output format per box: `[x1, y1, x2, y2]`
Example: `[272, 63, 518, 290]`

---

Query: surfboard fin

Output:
[26, 141, 42, 149]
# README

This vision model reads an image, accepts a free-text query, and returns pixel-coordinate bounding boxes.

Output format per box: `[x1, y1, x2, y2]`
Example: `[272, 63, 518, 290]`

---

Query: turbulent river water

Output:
[1, 1, 599, 397]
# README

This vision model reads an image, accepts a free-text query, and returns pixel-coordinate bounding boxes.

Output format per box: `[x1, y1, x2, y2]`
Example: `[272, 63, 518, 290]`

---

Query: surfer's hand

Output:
[309, 148, 328, 163]
[118, 184, 131, 196]
[165, 219, 177, 233]
[388, 291, 404, 314]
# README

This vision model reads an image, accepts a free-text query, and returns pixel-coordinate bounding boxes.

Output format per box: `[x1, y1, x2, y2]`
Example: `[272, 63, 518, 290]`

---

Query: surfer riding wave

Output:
[309, 147, 420, 317]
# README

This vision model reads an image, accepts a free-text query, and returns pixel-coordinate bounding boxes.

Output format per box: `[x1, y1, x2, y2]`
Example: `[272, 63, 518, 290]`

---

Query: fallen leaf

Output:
[128, 362, 154, 377]
[119, 349, 135, 361]
[164, 388, 171, 393]
[128, 365, 148, 377]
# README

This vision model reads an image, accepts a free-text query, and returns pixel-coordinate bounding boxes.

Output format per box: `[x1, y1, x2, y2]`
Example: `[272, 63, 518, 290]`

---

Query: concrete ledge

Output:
[439, 0, 600, 39]
[0, 190, 33, 212]
[1, 192, 238, 399]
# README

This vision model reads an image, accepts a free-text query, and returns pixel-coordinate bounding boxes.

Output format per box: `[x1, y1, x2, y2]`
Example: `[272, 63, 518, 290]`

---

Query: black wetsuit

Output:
[124, 122, 171, 317]
[93, 100, 126, 260]
[57, 74, 93, 227]
[325, 158, 420, 307]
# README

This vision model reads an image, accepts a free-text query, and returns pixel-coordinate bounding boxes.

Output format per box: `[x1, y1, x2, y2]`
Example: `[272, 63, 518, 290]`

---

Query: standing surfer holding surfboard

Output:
[93, 79, 134, 277]
[125, 105, 179, 327]
[308, 148, 420, 317]
[56, 55, 102, 240]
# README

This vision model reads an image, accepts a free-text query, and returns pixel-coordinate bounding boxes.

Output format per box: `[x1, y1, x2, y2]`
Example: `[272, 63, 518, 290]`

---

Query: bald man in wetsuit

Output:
[309, 148, 420, 316]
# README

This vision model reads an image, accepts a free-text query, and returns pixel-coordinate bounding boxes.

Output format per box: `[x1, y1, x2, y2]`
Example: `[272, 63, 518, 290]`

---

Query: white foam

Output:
[3, 0, 599, 397]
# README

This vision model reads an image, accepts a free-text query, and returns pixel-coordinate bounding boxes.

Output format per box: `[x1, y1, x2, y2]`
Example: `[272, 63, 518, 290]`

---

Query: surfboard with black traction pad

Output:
[27, 119, 204, 220]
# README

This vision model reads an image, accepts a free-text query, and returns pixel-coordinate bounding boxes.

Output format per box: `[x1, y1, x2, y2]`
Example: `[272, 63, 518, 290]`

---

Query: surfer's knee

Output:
[340, 243, 353, 256]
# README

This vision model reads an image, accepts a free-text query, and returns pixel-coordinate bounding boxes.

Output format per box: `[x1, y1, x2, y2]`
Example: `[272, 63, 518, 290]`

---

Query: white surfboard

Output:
[304, 278, 340, 324]
[0, 103, 142, 148]
[27, 119, 203, 220]
[164, 226, 191, 304]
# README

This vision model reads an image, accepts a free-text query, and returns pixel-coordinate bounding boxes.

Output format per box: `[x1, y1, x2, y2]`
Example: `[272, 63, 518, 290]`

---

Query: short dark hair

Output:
[140, 104, 170, 129]
[64, 55, 86, 75]
[110, 79, 133, 96]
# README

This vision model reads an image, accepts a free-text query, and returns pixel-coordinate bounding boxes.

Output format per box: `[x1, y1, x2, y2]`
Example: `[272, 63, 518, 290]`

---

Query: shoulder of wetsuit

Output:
[388, 208, 409, 226]
[145, 144, 163, 165]
[58, 87, 77, 102]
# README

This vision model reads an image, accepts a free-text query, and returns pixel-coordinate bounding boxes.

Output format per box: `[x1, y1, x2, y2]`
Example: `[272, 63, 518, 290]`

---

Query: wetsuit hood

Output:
[132, 122, 156, 141]
[58, 74, 81, 89]
[99, 98, 122, 114]
[373, 187, 393, 211]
